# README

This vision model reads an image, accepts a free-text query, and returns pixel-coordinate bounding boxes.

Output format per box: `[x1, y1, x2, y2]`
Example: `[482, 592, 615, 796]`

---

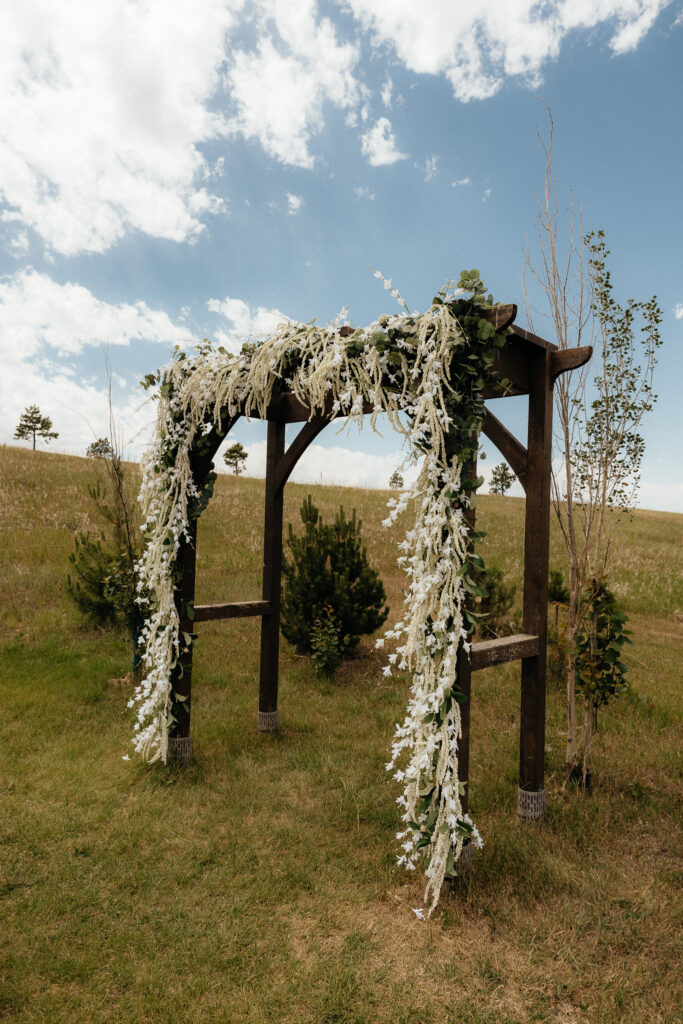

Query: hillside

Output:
[1, 443, 681, 1023]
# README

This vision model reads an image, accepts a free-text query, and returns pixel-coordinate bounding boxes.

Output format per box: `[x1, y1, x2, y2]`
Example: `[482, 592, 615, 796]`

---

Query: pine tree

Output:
[223, 442, 248, 475]
[281, 496, 388, 672]
[489, 462, 515, 495]
[14, 405, 59, 450]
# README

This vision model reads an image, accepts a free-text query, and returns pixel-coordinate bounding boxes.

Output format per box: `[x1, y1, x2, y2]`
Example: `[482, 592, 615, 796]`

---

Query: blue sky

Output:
[1, 0, 681, 511]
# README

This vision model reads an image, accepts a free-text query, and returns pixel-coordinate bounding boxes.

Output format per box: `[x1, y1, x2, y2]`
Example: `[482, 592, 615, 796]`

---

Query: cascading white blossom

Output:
[131, 289, 498, 915]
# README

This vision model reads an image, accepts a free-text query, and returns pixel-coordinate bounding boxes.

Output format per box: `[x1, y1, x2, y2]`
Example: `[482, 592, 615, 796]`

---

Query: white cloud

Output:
[381, 76, 393, 109]
[0, 269, 189, 358]
[0, 270, 190, 454]
[207, 295, 292, 351]
[287, 193, 304, 214]
[343, 1, 670, 101]
[232, 437, 421, 490]
[482, 188, 493, 202]
[673, 303, 683, 319]
[361, 118, 408, 166]
[451, 177, 471, 187]
[421, 155, 439, 181]
[227, 0, 358, 168]
[354, 186, 376, 200]
[0, 0, 238, 255]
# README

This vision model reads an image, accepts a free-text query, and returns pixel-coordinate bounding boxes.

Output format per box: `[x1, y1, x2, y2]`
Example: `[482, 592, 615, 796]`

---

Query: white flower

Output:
[412, 907, 425, 920]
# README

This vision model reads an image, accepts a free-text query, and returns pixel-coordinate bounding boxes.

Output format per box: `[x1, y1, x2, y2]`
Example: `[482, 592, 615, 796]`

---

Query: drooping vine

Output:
[131, 269, 510, 914]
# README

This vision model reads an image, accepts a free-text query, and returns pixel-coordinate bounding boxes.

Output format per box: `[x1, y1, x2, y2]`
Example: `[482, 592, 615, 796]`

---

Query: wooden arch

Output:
[169, 305, 590, 823]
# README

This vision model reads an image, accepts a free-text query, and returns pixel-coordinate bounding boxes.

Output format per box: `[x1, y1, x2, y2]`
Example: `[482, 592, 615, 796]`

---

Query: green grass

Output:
[1, 444, 681, 1023]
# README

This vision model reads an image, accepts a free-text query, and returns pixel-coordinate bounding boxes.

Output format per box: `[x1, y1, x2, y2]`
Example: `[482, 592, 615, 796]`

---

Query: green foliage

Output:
[547, 570, 570, 690]
[14, 404, 58, 450]
[310, 604, 350, 677]
[67, 457, 140, 634]
[548, 569, 570, 606]
[223, 442, 248, 475]
[281, 496, 388, 671]
[67, 531, 119, 626]
[575, 231, 663, 512]
[475, 564, 518, 639]
[576, 580, 631, 709]
[87, 437, 114, 459]
[489, 462, 515, 496]
[388, 469, 404, 489]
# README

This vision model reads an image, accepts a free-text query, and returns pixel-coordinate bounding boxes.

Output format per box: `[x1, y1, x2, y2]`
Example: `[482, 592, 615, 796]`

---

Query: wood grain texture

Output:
[470, 633, 539, 671]
[194, 601, 270, 623]
[482, 409, 528, 491]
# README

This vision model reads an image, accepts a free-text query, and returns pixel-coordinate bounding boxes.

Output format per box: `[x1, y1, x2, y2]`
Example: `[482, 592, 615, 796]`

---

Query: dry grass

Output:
[1, 443, 681, 1023]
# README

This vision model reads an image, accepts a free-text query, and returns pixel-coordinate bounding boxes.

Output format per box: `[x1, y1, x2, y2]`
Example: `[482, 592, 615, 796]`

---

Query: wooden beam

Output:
[479, 303, 517, 331]
[550, 346, 592, 380]
[266, 391, 374, 424]
[274, 415, 330, 493]
[482, 409, 528, 491]
[258, 421, 286, 729]
[471, 634, 539, 671]
[194, 600, 270, 623]
[519, 345, 553, 797]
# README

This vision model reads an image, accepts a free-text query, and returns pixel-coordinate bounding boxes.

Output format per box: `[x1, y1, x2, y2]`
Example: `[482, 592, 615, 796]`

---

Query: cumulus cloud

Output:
[233, 436, 421, 490]
[287, 193, 304, 214]
[343, 0, 670, 101]
[361, 118, 408, 166]
[1, 1, 668, 256]
[227, 0, 358, 168]
[0, 0, 238, 255]
[0, 269, 189, 358]
[673, 303, 683, 319]
[354, 186, 376, 200]
[207, 295, 292, 351]
[451, 177, 471, 187]
[0, 270, 191, 453]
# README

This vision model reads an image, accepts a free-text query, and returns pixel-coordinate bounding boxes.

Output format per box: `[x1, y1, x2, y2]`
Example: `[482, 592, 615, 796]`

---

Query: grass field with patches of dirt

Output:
[1, 444, 681, 1023]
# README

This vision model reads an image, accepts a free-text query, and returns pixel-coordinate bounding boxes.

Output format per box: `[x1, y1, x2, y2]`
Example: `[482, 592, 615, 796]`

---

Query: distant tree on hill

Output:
[223, 442, 248, 475]
[389, 469, 404, 489]
[489, 462, 515, 495]
[87, 437, 114, 459]
[14, 405, 59, 450]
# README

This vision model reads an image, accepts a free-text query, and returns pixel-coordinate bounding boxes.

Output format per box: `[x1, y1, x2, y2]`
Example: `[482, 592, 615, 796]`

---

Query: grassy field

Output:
[1, 443, 681, 1024]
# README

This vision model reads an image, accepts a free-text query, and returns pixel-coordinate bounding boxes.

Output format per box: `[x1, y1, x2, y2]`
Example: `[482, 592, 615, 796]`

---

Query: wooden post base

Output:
[257, 709, 279, 732]
[517, 787, 546, 821]
[168, 735, 193, 764]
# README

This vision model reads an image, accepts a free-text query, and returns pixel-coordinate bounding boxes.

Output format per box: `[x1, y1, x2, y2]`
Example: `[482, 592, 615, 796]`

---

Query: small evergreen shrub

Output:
[474, 564, 518, 638]
[310, 604, 349, 677]
[281, 496, 388, 672]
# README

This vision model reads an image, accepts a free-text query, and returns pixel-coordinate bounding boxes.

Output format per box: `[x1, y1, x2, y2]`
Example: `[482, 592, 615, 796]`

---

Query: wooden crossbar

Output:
[194, 600, 271, 623]
[470, 633, 539, 671]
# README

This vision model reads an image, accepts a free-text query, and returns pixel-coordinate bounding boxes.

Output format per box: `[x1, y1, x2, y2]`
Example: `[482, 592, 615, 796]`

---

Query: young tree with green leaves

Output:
[14, 405, 59, 450]
[489, 462, 515, 495]
[223, 442, 248, 475]
[525, 110, 662, 783]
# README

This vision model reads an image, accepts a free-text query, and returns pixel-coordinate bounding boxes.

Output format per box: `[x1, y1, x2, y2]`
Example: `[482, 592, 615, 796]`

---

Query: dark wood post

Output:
[258, 419, 286, 730]
[518, 346, 553, 819]
[168, 520, 197, 763]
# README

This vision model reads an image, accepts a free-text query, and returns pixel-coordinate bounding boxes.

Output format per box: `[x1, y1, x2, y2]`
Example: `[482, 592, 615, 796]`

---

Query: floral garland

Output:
[131, 270, 508, 915]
